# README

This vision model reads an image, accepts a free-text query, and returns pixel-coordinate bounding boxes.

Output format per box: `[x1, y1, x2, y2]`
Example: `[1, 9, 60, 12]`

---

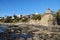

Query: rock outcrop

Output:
[40, 13, 54, 26]
[40, 8, 57, 26]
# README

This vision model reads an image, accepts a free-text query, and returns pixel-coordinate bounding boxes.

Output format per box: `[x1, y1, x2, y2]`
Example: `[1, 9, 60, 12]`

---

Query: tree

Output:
[31, 14, 41, 20]
[4, 16, 13, 23]
[21, 16, 28, 22]
[13, 15, 20, 22]
[0, 17, 5, 22]
[56, 9, 60, 25]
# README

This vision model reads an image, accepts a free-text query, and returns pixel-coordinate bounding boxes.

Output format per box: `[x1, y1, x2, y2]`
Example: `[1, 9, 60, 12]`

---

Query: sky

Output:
[0, 0, 60, 17]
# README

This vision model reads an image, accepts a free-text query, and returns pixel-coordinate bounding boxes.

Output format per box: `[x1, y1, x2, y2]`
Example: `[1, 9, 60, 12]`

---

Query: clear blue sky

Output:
[0, 0, 60, 17]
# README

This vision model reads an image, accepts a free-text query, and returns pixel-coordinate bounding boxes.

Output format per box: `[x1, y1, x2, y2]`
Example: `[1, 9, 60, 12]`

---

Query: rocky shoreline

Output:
[0, 23, 60, 40]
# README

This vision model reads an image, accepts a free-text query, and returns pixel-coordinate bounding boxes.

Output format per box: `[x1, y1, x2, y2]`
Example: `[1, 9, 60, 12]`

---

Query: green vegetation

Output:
[31, 14, 41, 20]
[13, 15, 20, 23]
[21, 16, 29, 22]
[4, 16, 13, 23]
[55, 9, 60, 25]
[0, 14, 41, 23]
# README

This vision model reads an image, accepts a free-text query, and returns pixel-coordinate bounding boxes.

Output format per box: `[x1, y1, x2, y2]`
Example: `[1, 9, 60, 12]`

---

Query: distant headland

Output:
[0, 8, 60, 26]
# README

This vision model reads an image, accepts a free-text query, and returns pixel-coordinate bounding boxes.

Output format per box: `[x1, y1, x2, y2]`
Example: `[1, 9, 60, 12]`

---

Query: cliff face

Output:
[40, 13, 54, 26]
[28, 8, 56, 26]
[28, 13, 55, 26]
[28, 20, 40, 25]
